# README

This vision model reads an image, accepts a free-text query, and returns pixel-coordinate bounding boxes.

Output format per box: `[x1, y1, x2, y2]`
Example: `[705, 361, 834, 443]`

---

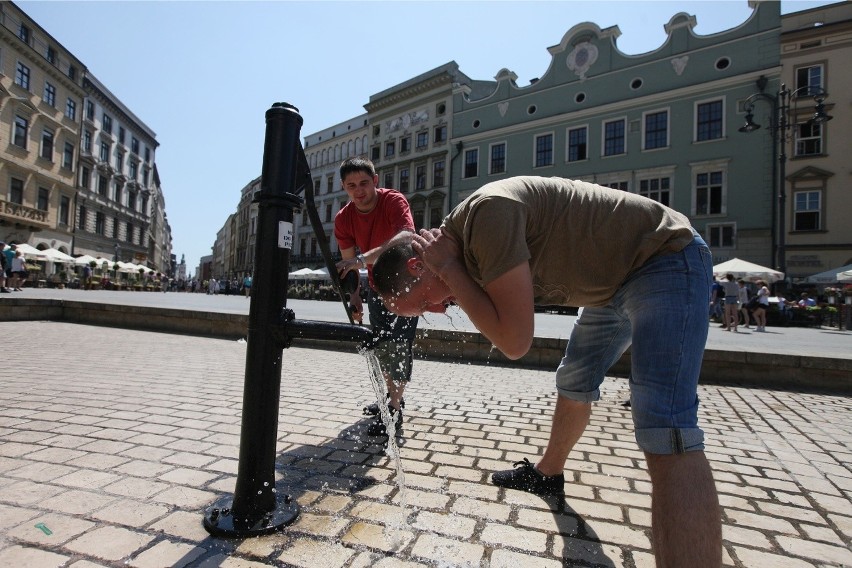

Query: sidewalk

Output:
[1, 321, 850, 567]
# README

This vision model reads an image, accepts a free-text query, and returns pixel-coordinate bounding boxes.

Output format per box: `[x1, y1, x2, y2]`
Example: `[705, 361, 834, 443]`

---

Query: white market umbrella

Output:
[310, 267, 331, 281]
[116, 261, 140, 274]
[837, 270, 852, 283]
[14, 243, 48, 260]
[41, 248, 75, 263]
[713, 258, 784, 284]
[73, 254, 99, 266]
[804, 263, 852, 284]
[288, 267, 315, 279]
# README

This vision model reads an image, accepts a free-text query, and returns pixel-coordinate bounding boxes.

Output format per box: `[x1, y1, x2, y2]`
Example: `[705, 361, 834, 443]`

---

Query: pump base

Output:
[203, 493, 300, 538]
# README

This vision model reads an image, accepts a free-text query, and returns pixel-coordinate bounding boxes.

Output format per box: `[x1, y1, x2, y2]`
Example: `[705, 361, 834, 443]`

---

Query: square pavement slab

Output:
[0, 321, 850, 567]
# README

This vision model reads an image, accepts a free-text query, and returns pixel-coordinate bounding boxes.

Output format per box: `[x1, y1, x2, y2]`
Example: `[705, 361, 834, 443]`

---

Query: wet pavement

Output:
[0, 319, 850, 567]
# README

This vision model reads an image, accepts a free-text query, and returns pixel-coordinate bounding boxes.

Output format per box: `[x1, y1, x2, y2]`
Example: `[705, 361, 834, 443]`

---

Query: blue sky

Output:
[17, 0, 836, 273]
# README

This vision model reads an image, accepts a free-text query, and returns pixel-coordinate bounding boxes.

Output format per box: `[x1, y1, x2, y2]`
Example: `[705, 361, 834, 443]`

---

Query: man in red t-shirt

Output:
[334, 157, 418, 437]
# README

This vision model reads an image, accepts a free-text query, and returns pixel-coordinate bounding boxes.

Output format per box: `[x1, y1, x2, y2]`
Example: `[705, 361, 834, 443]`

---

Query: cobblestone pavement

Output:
[0, 321, 850, 568]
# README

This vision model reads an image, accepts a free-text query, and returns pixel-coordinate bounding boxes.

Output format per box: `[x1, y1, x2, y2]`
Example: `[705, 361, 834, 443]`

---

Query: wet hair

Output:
[372, 238, 418, 300]
[339, 157, 376, 180]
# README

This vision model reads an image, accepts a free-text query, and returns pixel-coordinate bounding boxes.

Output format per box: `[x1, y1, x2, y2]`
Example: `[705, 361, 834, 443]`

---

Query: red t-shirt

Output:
[334, 188, 414, 285]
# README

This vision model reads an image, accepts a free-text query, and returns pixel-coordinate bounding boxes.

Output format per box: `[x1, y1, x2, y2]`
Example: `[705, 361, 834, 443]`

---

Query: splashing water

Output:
[360, 348, 408, 548]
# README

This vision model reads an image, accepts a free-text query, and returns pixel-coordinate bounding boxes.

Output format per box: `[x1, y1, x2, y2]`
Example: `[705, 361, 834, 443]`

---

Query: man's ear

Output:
[405, 257, 423, 276]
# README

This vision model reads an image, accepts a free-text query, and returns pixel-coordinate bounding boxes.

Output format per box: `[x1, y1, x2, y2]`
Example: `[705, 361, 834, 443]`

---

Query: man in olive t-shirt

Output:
[372, 176, 721, 567]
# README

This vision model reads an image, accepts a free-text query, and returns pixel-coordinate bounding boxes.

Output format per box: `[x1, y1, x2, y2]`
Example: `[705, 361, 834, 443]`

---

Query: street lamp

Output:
[739, 77, 833, 285]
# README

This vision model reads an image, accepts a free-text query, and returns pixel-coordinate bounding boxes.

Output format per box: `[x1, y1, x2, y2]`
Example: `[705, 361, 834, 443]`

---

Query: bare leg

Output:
[646, 451, 721, 568]
[536, 395, 592, 476]
[386, 375, 404, 411]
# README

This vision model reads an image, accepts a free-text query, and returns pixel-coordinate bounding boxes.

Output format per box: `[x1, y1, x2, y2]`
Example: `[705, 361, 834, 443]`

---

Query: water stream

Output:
[360, 348, 408, 547]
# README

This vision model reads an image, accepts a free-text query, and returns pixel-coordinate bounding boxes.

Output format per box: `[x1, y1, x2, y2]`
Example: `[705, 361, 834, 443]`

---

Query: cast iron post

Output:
[203, 103, 304, 536]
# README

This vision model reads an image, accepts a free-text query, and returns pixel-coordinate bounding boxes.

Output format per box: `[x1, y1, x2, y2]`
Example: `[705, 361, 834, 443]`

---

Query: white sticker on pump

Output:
[278, 221, 294, 249]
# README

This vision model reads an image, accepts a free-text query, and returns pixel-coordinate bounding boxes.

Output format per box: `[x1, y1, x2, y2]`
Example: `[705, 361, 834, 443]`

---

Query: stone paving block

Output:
[90, 498, 169, 528]
[409, 533, 484, 567]
[732, 546, 817, 568]
[148, 511, 211, 542]
[291, 512, 350, 538]
[128, 539, 207, 568]
[582, 519, 652, 550]
[278, 538, 356, 568]
[341, 521, 414, 553]
[775, 534, 852, 565]
[0, 479, 64, 505]
[63, 525, 156, 562]
[39, 489, 117, 515]
[0, 545, 69, 568]
[555, 537, 626, 567]
[721, 524, 773, 549]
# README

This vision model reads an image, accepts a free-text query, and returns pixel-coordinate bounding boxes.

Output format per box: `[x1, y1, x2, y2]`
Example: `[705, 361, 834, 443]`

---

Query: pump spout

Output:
[275, 308, 374, 350]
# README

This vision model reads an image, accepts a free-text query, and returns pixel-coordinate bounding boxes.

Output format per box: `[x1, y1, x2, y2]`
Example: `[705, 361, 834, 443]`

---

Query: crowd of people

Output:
[709, 275, 826, 332]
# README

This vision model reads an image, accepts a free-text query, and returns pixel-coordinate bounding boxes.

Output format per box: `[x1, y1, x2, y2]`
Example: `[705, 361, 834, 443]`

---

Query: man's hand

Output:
[336, 257, 361, 278]
[349, 294, 364, 324]
[412, 228, 462, 281]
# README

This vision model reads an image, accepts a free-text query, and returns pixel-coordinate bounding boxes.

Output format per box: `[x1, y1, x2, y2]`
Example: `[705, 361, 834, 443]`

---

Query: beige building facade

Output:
[780, 2, 852, 279]
[0, 2, 85, 254]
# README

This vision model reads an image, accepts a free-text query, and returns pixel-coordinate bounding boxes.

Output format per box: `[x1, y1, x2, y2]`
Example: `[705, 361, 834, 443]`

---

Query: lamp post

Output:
[739, 78, 833, 285]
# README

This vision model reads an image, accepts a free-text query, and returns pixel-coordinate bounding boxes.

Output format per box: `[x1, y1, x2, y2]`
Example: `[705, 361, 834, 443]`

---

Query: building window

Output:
[66, 98, 76, 121]
[95, 212, 105, 235]
[416, 131, 428, 149]
[603, 181, 629, 191]
[638, 176, 671, 206]
[433, 160, 445, 187]
[115, 151, 123, 173]
[794, 190, 821, 231]
[37, 188, 49, 211]
[795, 122, 823, 156]
[144, 147, 151, 163]
[102, 114, 112, 134]
[68, 65, 76, 81]
[434, 125, 447, 143]
[464, 148, 479, 178]
[415, 165, 427, 190]
[86, 100, 94, 120]
[567, 127, 587, 162]
[326, 175, 334, 194]
[696, 100, 723, 141]
[695, 170, 724, 215]
[644, 110, 669, 150]
[97, 174, 108, 196]
[83, 130, 92, 153]
[490, 143, 506, 175]
[795, 64, 823, 96]
[603, 119, 626, 156]
[100, 142, 110, 162]
[44, 82, 56, 107]
[46, 46, 56, 64]
[430, 206, 442, 229]
[399, 168, 410, 192]
[81, 167, 90, 190]
[707, 223, 735, 248]
[14, 62, 30, 90]
[412, 209, 424, 230]
[383, 172, 394, 189]
[131, 137, 139, 154]
[126, 222, 134, 244]
[118, 126, 125, 145]
[371, 146, 380, 161]
[385, 141, 395, 158]
[78, 206, 87, 230]
[59, 196, 70, 226]
[324, 203, 332, 223]
[13, 116, 28, 148]
[63, 142, 74, 169]
[535, 133, 553, 167]
[40, 129, 54, 160]
[400, 136, 411, 153]
[129, 161, 137, 180]
[10, 178, 24, 204]
[19, 23, 31, 43]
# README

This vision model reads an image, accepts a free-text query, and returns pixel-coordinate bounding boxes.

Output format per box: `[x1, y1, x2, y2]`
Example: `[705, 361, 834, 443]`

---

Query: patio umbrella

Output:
[837, 270, 852, 283]
[804, 263, 852, 284]
[713, 258, 784, 283]
[73, 254, 99, 266]
[13, 243, 48, 260]
[41, 248, 75, 263]
[288, 267, 315, 279]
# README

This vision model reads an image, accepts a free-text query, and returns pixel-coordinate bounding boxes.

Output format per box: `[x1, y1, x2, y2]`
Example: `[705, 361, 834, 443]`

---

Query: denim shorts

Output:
[367, 288, 418, 382]
[555, 235, 712, 454]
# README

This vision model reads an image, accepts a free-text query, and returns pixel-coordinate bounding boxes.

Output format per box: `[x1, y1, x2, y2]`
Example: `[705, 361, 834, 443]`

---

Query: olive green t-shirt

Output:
[442, 176, 695, 307]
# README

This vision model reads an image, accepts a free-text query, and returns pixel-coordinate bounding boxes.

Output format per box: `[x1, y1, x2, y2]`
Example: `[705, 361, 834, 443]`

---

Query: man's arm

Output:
[415, 229, 534, 360]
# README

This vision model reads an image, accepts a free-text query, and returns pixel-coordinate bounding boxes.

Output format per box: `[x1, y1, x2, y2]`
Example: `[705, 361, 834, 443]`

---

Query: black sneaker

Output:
[491, 458, 564, 495]
[366, 406, 402, 436]
[364, 396, 405, 416]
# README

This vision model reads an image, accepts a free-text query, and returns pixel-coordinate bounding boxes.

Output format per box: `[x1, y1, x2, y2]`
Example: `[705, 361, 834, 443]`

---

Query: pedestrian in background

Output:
[737, 279, 751, 329]
[721, 273, 740, 332]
